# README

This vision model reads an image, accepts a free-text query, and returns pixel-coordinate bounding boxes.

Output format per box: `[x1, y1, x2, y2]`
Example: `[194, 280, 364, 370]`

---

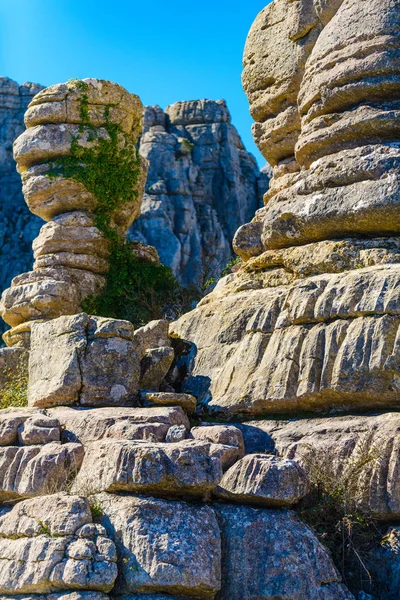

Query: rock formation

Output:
[172, 0, 400, 418]
[129, 101, 269, 287]
[1, 0, 400, 595]
[0, 80, 268, 321]
[0, 78, 147, 348]
[0, 78, 43, 311]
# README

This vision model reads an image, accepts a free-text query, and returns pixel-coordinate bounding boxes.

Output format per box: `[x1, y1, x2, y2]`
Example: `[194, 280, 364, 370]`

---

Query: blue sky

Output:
[0, 0, 269, 166]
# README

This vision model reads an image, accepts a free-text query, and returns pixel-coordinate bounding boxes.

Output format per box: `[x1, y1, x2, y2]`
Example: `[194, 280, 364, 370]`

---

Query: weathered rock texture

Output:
[128, 101, 269, 287]
[216, 504, 353, 600]
[236, 412, 400, 521]
[28, 314, 140, 408]
[0, 78, 44, 322]
[171, 0, 400, 418]
[0, 494, 117, 594]
[0, 82, 268, 326]
[0, 78, 146, 346]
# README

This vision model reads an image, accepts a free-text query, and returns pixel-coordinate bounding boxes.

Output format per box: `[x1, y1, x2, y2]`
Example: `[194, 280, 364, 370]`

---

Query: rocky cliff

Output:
[129, 101, 268, 287]
[0, 78, 43, 294]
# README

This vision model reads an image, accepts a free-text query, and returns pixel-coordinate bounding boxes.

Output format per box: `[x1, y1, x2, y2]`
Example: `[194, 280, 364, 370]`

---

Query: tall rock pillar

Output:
[0, 78, 147, 348]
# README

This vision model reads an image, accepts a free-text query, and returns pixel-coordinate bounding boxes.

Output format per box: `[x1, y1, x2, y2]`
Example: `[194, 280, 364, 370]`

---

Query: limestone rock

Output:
[236, 412, 400, 520]
[171, 260, 400, 416]
[142, 391, 197, 413]
[0, 408, 43, 446]
[0, 494, 117, 594]
[97, 493, 221, 598]
[72, 439, 222, 497]
[0, 78, 44, 338]
[241, 0, 400, 255]
[133, 319, 170, 359]
[215, 454, 309, 506]
[370, 527, 400, 599]
[18, 415, 61, 445]
[216, 504, 353, 600]
[0, 442, 83, 502]
[191, 425, 244, 470]
[28, 314, 140, 408]
[0, 594, 109, 600]
[128, 101, 268, 288]
[0, 78, 147, 342]
[48, 406, 190, 445]
[140, 346, 174, 391]
[165, 424, 188, 443]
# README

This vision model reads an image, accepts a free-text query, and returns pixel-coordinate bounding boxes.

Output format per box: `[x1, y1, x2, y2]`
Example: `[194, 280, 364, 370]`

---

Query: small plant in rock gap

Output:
[89, 497, 103, 521]
[0, 356, 28, 409]
[298, 437, 384, 598]
[48, 79, 180, 327]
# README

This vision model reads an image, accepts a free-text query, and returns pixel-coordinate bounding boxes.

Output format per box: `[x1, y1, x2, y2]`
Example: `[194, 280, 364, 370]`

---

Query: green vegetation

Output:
[0, 356, 28, 409]
[204, 255, 241, 290]
[298, 439, 382, 597]
[89, 497, 103, 521]
[48, 79, 180, 327]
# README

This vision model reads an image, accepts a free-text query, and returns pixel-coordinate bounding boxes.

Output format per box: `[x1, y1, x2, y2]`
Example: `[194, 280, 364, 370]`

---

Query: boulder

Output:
[0, 442, 83, 502]
[97, 493, 221, 598]
[216, 504, 354, 600]
[215, 454, 309, 506]
[142, 391, 197, 413]
[0, 408, 43, 446]
[28, 314, 140, 408]
[171, 261, 400, 416]
[133, 319, 170, 359]
[72, 439, 222, 497]
[48, 406, 190, 445]
[0, 494, 117, 594]
[18, 415, 61, 445]
[191, 425, 244, 470]
[236, 412, 400, 520]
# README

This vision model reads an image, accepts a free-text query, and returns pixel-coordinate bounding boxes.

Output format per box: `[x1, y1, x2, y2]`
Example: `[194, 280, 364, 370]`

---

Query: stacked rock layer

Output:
[0, 78, 147, 348]
[172, 0, 400, 417]
[129, 101, 269, 287]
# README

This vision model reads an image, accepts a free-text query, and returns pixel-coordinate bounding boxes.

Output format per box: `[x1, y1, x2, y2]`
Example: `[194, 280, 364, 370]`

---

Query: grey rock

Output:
[18, 415, 61, 445]
[216, 504, 354, 600]
[140, 346, 174, 391]
[97, 493, 221, 598]
[28, 314, 140, 408]
[133, 319, 170, 360]
[0, 78, 44, 339]
[128, 100, 268, 288]
[0, 442, 83, 501]
[0, 408, 43, 446]
[165, 424, 188, 443]
[237, 412, 400, 520]
[215, 454, 309, 506]
[191, 425, 244, 470]
[47, 406, 190, 445]
[171, 262, 400, 416]
[0, 494, 117, 594]
[370, 527, 400, 599]
[72, 439, 222, 497]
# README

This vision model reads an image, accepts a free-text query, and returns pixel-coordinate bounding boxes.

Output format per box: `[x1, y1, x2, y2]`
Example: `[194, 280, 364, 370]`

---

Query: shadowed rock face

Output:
[171, 0, 400, 418]
[128, 101, 269, 287]
[0, 78, 44, 303]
